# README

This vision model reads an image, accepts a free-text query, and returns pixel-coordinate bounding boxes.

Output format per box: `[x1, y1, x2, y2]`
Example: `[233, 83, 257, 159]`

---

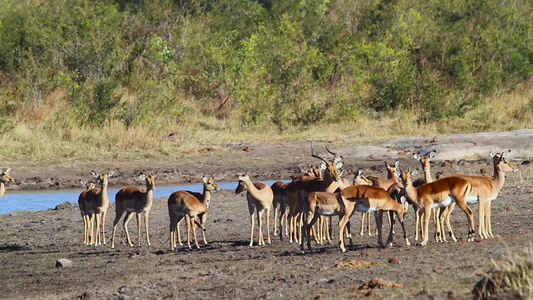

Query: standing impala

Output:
[287, 142, 343, 244]
[271, 181, 288, 240]
[235, 174, 274, 246]
[352, 170, 374, 237]
[336, 185, 411, 252]
[78, 180, 96, 245]
[111, 173, 156, 248]
[0, 167, 14, 200]
[440, 150, 519, 240]
[84, 170, 115, 246]
[398, 169, 475, 246]
[412, 151, 437, 242]
[169, 175, 220, 249]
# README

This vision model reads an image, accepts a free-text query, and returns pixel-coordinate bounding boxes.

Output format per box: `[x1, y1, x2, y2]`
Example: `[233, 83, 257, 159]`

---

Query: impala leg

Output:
[478, 198, 486, 239]
[185, 215, 192, 249]
[396, 211, 411, 246]
[123, 212, 135, 247]
[144, 211, 151, 246]
[249, 211, 255, 247]
[338, 213, 351, 252]
[169, 214, 176, 250]
[191, 216, 200, 249]
[414, 209, 420, 241]
[385, 210, 395, 246]
[82, 214, 88, 245]
[360, 213, 365, 236]
[444, 204, 457, 242]
[485, 201, 494, 238]
[177, 219, 183, 246]
[455, 200, 475, 242]
[266, 206, 271, 244]
[95, 213, 102, 246]
[258, 209, 265, 246]
[345, 219, 353, 246]
[101, 209, 107, 245]
[135, 213, 142, 246]
[422, 206, 431, 246]
[375, 211, 384, 247]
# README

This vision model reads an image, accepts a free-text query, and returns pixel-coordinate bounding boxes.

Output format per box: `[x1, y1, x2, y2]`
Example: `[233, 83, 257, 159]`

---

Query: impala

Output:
[271, 180, 288, 240]
[412, 151, 437, 242]
[111, 173, 156, 248]
[235, 174, 274, 246]
[440, 150, 519, 240]
[352, 170, 374, 237]
[337, 185, 411, 252]
[168, 192, 206, 250]
[78, 180, 96, 245]
[287, 142, 343, 244]
[398, 169, 475, 246]
[169, 175, 221, 249]
[0, 167, 14, 199]
[366, 161, 400, 189]
[84, 170, 115, 246]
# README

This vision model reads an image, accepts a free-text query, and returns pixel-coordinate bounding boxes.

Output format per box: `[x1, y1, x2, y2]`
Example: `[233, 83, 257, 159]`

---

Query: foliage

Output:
[0, 0, 532, 141]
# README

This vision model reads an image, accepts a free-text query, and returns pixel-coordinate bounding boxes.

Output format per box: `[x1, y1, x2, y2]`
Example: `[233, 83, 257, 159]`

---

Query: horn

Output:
[324, 142, 338, 164]
[311, 142, 328, 164]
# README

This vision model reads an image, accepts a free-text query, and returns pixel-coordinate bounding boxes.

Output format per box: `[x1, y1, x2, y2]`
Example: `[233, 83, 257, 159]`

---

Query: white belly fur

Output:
[355, 203, 377, 213]
[431, 197, 453, 209]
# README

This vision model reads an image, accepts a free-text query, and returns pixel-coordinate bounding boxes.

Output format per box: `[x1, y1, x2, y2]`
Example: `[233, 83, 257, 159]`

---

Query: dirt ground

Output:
[1, 130, 532, 299]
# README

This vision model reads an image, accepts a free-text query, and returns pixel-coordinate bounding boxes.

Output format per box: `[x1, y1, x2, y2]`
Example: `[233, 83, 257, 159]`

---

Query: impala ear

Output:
[203, 176, 208, 184]
[334, 156, 343, 164]
[357, 169, 363, 176]
[429, 151, 436, 159]
[503, 150, 511, 157]
[80, 180, 86, 185]
[139, 174, 146, 180]
[394, 170, 401, 178]
[335, 162, 343, 170]
[395, 160, 400, 169]
[108, 170, 115, 177]
[385, 161, 391, 169]
[490, 151, 496, 158]
[400, 196, 407, 205]
[411, 169, 419, 176]
[5, 167, 11, 173]
[413, 153, 421, 160]
[91, 170, 99, 178]
[320, 162, 327, 170]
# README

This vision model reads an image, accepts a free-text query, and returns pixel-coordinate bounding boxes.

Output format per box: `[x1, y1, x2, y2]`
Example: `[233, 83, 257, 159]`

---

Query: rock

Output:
[55, 258, 72, 268]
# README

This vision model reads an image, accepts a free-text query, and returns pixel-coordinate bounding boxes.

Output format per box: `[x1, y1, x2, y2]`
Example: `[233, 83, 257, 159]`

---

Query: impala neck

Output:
[321, 171, 341, 193]
[0, 182, 5, 198]
[242, 178, 264, 199]
[492, 162, 507, 192]
[403, 181, 421, 207]
[423, 168, 433, 183]
[202, 184, 212, 208]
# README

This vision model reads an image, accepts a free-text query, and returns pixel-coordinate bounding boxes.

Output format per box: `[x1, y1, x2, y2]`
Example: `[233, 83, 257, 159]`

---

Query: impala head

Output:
[414, 151, 436, 173]
[91, 170, 115, 188]
[235, 174, 249, 194]
[139, 172, 156, 191]
[396, 167, 418, 188]
[312, 142, 343, 182]
[203, 175, 221, 192]
[353, 169, 372, 185]
[0, 167, 14, 183]
[491, 150, 519, 173]
[80, 179, 96, 191]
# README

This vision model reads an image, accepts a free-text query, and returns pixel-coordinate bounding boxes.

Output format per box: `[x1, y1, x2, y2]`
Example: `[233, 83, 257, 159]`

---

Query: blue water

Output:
[0, 180, 289, 214]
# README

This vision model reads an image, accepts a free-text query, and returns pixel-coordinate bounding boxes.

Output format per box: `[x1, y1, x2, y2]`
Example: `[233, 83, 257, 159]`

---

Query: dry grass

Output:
[473, 245, 533, 299]
[1, 83, 532, 162]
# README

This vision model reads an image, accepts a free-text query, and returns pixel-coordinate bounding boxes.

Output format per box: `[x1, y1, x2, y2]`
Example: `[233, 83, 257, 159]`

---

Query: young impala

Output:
[235, 174, 274, 246]
[84, 170, 115, 246]
[111, 173, 156, 248]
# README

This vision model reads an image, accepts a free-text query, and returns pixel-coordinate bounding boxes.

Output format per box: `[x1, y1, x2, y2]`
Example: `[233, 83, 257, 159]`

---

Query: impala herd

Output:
[0, 144, 520, 253]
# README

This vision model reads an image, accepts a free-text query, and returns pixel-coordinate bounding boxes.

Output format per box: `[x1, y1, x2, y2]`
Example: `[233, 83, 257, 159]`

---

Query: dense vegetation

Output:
[0, 0, 532, 160]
